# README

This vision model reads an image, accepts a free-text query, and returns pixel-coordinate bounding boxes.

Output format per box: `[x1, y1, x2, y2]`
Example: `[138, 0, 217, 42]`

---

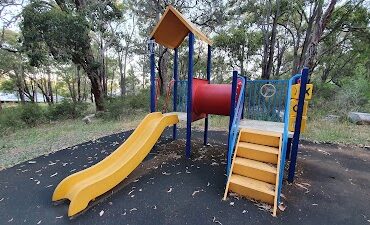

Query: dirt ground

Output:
[0, 128, 369, 225]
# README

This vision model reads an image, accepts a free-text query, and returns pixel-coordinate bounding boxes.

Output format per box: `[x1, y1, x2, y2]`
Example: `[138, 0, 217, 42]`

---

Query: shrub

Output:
[102, 90, 149, 120]
[48, 100, 89, 120]
[19, 103, 46, 127]
[0, 107, 24, 135]
[311, 76, 370, 118]
[126, 89, 149, 109]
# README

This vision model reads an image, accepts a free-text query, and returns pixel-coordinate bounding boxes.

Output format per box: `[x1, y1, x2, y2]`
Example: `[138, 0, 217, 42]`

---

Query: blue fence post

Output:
[204, 45, 212, 145]
[173, 48, 179, 140]
[228, 71, 238, 148]
[149, 40, 156, 113]
[186, 33, 195, 158]
[288, 67, 309, 182]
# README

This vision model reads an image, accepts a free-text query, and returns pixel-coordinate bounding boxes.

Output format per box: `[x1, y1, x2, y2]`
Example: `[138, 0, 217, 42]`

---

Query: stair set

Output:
[223, 128, 283, 216]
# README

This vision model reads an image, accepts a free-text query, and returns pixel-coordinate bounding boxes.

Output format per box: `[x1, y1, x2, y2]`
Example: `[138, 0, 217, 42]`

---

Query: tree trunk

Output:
[110, 70, 115, 96]
[142, 55, 146, 89]
[72, 50, 105, 111]
[55, 78, 58, 103]
[54, 0, 104, 111]
[99, 37, 107, 97]
[47, 67, 53, 104]
[122, 50, 129, 96]
[76, 65, 81, 102]
[261, 0, 280, 80]
[15, 70, 26, 104]
[119, 53, 124, 96]
[240, 45, 245, 76]
[157, 48, 168, 95]
[306, 0, 337, 74]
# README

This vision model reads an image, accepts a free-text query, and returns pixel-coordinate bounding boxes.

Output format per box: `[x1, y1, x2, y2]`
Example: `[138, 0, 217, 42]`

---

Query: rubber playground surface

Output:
[0, 129, 369, 225]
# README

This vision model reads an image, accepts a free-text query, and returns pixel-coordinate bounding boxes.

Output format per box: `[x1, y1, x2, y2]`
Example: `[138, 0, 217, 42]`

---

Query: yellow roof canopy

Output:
[150, 5, 213, 49]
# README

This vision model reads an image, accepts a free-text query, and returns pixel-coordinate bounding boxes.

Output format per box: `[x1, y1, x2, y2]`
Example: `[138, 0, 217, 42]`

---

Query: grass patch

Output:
[303, 119, 370, 146]
[0, 111, 146, 169]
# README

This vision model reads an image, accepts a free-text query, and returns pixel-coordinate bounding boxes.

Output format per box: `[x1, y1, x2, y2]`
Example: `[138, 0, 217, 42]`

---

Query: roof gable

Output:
[150, 6, 212, 49]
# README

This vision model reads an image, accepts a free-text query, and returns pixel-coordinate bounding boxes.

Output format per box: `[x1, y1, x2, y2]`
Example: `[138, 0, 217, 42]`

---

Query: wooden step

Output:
[233, 157, 277, 184]
[228, 174, 275, 204]
[239, 128, 281, 147]
[237, 142, 279, 164]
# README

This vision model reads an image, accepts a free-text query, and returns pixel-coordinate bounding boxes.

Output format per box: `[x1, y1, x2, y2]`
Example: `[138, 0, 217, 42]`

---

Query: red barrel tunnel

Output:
[191, 78, 242, 121]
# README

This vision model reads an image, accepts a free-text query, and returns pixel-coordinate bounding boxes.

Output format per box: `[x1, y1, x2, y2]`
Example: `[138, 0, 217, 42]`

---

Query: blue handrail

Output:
[277, 73, 301, 203]
[226, 75, 246, 176]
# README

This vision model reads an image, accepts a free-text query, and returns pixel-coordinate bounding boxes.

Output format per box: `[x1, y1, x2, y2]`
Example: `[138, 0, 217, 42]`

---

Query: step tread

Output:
[238, 142, 279, 154]
[234, 157, 277, 174]
[230, 174, 275, 196]
[240, 128, 282, 138]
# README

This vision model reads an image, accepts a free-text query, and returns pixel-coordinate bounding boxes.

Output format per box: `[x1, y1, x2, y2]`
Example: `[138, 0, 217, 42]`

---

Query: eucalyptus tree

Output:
[21, 0, 122, 111]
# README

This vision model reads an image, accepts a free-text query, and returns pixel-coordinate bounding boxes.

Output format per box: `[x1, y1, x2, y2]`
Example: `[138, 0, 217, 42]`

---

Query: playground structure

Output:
[52, 6, 312, 217]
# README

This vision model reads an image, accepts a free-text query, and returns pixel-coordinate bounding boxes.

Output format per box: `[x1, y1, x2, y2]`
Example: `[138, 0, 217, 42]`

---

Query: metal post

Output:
[173, 48, 179, 140]
[186, 33, 195, 158]
[241, 75, 247, 119]
[285, 137, 292, 160]
[288, 67, 309, 182]
[203, 45, 212, 145]
[149, 40, 156, 113]
[228, 71, 238, 147]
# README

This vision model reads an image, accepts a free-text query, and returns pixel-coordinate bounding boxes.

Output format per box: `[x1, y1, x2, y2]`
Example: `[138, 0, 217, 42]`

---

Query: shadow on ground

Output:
[0, 128, 369, 225]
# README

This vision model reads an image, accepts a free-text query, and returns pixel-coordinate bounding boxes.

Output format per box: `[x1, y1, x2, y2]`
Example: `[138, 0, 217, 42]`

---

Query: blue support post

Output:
[173, 48, 179, 140]
[288, 67, 309, 182]
[228, 71, 238, 147]
[204, 45, 212, 145]
[241, 75, 247, 119]
[186, 33, 195, 158]
[149, 40, 156, 113]
[285, 137, 292, 160]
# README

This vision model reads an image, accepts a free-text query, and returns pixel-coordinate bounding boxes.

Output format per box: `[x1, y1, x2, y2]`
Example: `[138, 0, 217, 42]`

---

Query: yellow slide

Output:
[52, 112, 179, 216]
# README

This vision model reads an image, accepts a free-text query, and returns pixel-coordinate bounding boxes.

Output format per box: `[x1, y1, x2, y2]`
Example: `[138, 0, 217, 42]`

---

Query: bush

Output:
[0, 107, 24, 135]
[311, 76, 370, 119]
[101, 90, 149, 120]
[48, 100, 89, 120]
[126, 89, 149, 109]
[19, 103, 46, 127]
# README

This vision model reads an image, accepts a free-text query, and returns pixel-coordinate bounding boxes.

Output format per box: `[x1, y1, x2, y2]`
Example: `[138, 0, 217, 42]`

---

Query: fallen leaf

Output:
[295, 183, 310, 193]
[212, 216, 223, 225]
[278, 203, 286, 211]
[50, 173, 58, 178]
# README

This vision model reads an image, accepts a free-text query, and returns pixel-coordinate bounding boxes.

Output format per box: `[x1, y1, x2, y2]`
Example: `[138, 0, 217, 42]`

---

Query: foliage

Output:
[311, 74, 370, 117]
[48, 100, 89, 120]
[0, 104, 45, 134]
[19, 103, 46, 127]
[101, 89, 149, 120]
[0, 100, 90, 135]
[21, 1, 90, 66]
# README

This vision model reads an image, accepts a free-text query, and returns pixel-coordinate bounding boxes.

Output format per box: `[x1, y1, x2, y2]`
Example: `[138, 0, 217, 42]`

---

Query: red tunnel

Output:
[191, 78, 241, 121]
